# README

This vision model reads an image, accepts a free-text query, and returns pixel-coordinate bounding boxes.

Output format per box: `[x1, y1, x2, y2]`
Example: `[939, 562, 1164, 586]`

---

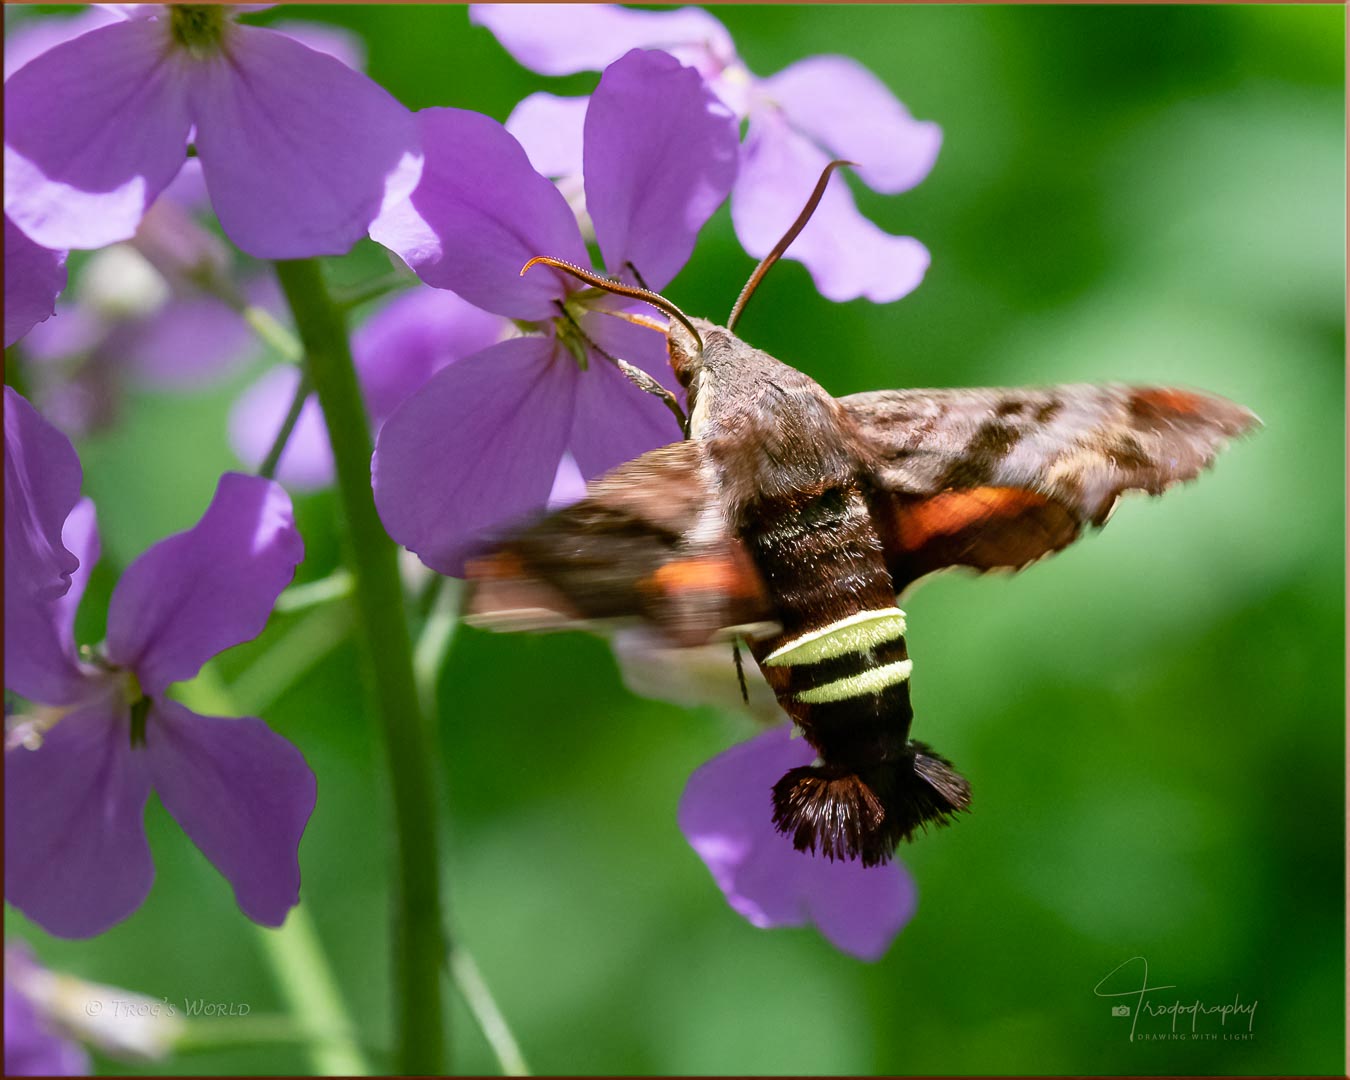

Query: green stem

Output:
[258, 373, 312, 481]
[273, 258, 447, 1075]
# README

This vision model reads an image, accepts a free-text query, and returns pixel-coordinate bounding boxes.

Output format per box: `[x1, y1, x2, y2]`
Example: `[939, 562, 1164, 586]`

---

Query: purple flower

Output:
[474, 3, 940, 303]
[370, 47, 738, 575]
[4, 947, 88, 1077]
[680, 724, 917, 960]
[4, 389, 314, 939]
[230, 285, 508, 490]
[4, 5, 420, 258]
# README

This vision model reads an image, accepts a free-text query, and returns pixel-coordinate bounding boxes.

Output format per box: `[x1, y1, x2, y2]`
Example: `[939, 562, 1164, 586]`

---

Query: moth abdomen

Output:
[772, 742, 972, 867]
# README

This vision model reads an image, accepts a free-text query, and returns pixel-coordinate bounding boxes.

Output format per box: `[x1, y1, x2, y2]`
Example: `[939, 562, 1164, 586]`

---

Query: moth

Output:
[465, 163, 1258, 867]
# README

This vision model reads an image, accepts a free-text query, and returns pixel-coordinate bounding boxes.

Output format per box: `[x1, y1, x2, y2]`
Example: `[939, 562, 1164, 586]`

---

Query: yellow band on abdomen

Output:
[794, 658, 914, 704]
[763, 608, 908, 667]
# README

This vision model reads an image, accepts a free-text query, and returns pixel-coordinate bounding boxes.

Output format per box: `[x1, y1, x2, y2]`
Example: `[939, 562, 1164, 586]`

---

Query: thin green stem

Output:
[176, 670, 369, 1076]
[176, 1015, 383, 1059]
[448, 948, 530, 1077]
[275, 569, 355, 615]
[274, 257, 447, 1076]
[258, 373, 312, 481]
[254, 912, 372, 1075]
[413, 578, 462, 724]
[335, 270, 417, 311]
[227, 604, 352, 721]
[243, 304, 305, 363]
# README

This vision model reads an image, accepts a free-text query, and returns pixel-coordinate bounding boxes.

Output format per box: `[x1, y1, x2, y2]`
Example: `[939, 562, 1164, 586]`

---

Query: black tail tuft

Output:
[772, 741, 972, 867]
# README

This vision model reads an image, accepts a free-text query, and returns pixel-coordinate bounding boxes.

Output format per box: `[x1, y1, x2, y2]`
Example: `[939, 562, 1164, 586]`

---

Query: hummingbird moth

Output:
[465, 163, 1258, 867]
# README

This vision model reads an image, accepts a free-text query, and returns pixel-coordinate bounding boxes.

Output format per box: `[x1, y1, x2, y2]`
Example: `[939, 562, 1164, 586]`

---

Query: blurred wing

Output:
[465, 441, 776, 646]
[841, 384, 1259, 590]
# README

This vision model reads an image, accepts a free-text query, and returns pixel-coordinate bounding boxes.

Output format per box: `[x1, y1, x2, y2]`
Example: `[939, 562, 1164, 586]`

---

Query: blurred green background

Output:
[6, 4, 1345, 1076]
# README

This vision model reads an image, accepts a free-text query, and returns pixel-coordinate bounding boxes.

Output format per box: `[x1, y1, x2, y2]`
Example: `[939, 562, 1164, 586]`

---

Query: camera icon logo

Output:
[1111, 1005, 1131, 1017]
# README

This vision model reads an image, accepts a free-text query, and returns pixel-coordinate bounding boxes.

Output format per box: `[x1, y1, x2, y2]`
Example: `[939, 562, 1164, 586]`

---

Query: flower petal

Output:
[355, 286, 508, 421]
[3, 19, 192, 251]
[4, 699, 155, 938]
[470, 4, 734, 78]
[732, 113, 930, 304]
[145, 699, 315, 927]
[505, 92, 588, 180]
[547, 451, 587, 509]
[188, 24, 422, 258]
[3, 387, 81, 603]
[267, 19, 366, 71]
[370, 108, 587, 319]
[760, 55, 941, 195]
[585, 49, 738, 291]
[3, 5, 123, 80]
[105, 473, 303, 695]
[567, 358, 681, 479]
[568, 310, 682, 478]
[798, 845, 917, 962]
[57, 495, 99, 632]
[679, 725, 916, 960]
[373, 335, 575, 577]
[3, 217, 66, 348]
[5, 496, 98, 709]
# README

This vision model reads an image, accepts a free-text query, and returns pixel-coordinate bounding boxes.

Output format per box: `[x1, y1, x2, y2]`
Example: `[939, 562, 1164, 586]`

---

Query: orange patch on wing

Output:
[645, 557, 758, 599]
[895, 487, 1052, 551]
[465, 552, 526, 581]
[1130, 387, 1206, 417]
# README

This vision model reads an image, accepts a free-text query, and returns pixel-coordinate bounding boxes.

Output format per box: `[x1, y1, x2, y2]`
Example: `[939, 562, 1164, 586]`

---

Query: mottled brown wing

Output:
[464, 440, 775, 647]
[841, 384, 1259, 590]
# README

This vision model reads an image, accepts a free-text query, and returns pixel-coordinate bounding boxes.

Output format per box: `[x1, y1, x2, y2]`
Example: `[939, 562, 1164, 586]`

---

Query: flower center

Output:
[170, 5, 228, 55]
[552, 299, 595, 372]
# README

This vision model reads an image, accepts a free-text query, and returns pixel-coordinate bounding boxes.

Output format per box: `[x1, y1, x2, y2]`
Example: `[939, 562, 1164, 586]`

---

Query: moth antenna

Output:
[521, 256, 703, 351]
[727, 159, 856, 332]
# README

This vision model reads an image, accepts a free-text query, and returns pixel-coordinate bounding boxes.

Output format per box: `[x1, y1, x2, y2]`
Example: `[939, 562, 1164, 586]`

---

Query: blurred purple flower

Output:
[4, 5, 419, 258]
[4, 389, 314, 939]
[474, 3, 940, 303]
[370, 48, 737, 576]
[230, 285, 507, 490]
[680, 724, 917, 961]
[4, 947, 88, 1077]
[15, 192, 282, 436]
[5, 941, 185, 1071]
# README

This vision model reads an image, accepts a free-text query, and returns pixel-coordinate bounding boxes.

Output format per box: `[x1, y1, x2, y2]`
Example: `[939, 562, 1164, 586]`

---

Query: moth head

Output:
[665, 315, 715, 389]
[519, 256, 704, 374]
